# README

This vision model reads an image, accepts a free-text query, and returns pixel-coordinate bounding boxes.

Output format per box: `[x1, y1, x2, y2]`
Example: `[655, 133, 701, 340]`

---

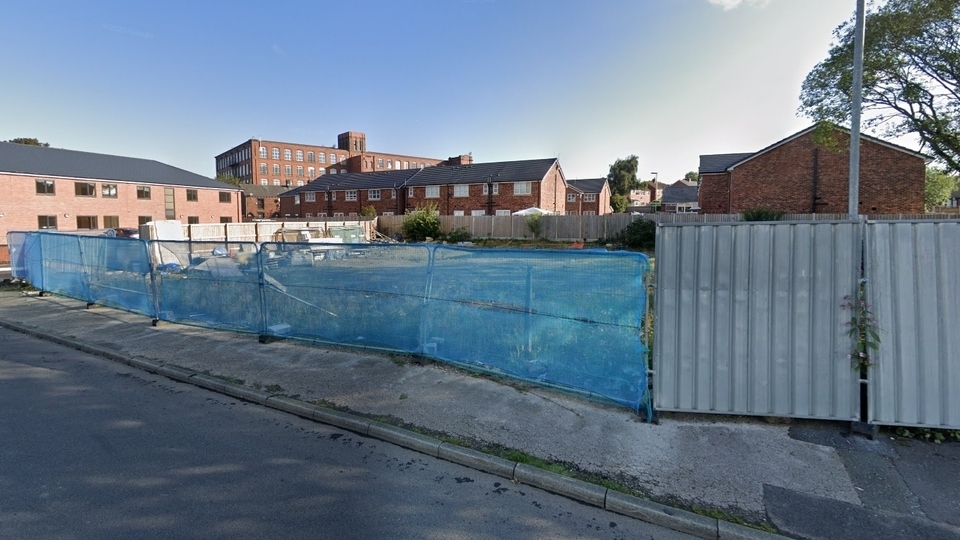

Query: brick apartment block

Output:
[214, 131, 464, 220]
[0, 141, 241, 262]
[699, 124, 927, 215]
[278, 158, 567, 218]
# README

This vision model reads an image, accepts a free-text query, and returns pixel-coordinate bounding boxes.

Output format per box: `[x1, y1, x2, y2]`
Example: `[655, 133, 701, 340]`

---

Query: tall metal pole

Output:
[848, 0, 866, 218]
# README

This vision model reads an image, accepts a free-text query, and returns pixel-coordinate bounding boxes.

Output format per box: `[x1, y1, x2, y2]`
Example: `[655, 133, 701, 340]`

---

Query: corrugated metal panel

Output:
[654, 222, 861, 420]
[867, 221, 960, 428]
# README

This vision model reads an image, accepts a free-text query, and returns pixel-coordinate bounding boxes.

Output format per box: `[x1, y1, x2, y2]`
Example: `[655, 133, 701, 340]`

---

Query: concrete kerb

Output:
[0, 316, 793, 540]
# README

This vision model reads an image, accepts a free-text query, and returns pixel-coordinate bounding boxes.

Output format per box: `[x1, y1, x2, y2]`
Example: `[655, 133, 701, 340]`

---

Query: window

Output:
[272, 147, 280, 159]
[368, 189, 380, 201]
[164, 187, 175, 220]
[340, 169, 346, 175]
[331, 191, 336, 200]
[296, 150, 303, 161]
[345, 190, 358, 201]
[296, 180, 304, 186]
[284, 165, 292, 175]
[257, 212, 265, 219]
[187, 216, 199, 224]
[330, 169, 337, 175]
[73, 182, 96, 196]
[318, 169, 325, 175]
[186, 189, 198, 201]
[471, 210, 486, 216]
[584, 193, 596, 202]
[318, 212, 328, 217]
[318, 153, 326, 164]
[138, 216, 153, 225]
[412, 162, 418, 169]
[305, 192, 316, 202]
[482, 183, 499, 195]
[284, 149, 292, 160]
[102, 183, 118, 198]
[382, 212, 394, 216]
[453, 185, 469, 197]
[408, 187, 414, 198]
[260, 163, 268, 174]
[495, 209, 511, 216]
[305, 213, 312, 218]
[272, 164, 280, 175]
[38, 215, 58, 229]
[334, 212, 344, 217]
[137, 186, 151, 199]
[403, 161, 409, 169]
[36, 179, 55, 195]
[261, 179, 268, 186]
[425, 186, 440, 198]
[514, 182, 531, 195]
[273, 179, 281, 186]
[297, 166, 303, 177]
[339, 155, 346, 164]
[76, 215, 98, 229]
[259, 146, 267, 158]
[453, 210, 465, 217]
[307, 151, 314, 162]
[387, 160, 393, 169]
[583, 211, 596, 216]
[219, 192, 232, 203]
[308, 167, 315, 177]
[377, 158, 383, 169]
[567, 193, 577, 202]
[329, 153, 335, 164]
[103, 216, 119, 228]
[391, 189, 396, 199]
[256, 198, 265, 209]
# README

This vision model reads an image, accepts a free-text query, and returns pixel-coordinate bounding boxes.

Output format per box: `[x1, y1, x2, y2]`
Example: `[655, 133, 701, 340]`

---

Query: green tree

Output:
[4, 137, 49, 147]
[606, 155, 641, 213]
[401, 202, 441, 241]
[216, 173, 242, 186]
[799, 0, 960, 174]
[684, 171, 698, 184]
[925, 167, 959, 210]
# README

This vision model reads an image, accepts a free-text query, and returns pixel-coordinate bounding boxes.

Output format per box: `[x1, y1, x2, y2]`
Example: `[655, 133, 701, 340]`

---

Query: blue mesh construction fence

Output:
[7, 231, 650, 410]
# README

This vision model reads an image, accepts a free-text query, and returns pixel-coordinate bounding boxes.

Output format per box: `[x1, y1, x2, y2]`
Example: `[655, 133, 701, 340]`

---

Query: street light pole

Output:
[848, 0, 866, 218]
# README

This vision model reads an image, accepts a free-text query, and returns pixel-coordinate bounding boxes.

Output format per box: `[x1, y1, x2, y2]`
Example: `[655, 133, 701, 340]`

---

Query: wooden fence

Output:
[376, 213, 960, 241]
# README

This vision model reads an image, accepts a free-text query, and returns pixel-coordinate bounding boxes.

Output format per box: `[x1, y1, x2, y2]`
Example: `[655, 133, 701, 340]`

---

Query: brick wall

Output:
[699, 131, 925, 214]
[0, 173, 240, 243]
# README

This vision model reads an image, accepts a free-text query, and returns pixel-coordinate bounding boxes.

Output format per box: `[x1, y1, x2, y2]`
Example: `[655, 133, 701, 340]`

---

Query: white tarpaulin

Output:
[512, 207, 555, 216]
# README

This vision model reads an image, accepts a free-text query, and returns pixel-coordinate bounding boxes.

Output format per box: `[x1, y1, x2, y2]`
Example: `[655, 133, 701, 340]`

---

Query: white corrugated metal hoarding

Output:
[654, 222, 861, 420]
[867, 221, 960, 429]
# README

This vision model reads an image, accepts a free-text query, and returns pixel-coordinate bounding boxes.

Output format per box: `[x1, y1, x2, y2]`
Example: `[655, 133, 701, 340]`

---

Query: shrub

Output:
[742, 208, 785, 221]
[401, 203, 442, 241]
[360, 205, 377, 217]
[446, 227, 471, 243]
[612, 218, 656, 250]
[526, 214, 543, 239]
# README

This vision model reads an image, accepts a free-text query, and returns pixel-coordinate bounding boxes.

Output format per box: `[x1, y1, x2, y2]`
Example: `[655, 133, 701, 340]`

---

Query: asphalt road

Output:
[0, 326, 694, 540]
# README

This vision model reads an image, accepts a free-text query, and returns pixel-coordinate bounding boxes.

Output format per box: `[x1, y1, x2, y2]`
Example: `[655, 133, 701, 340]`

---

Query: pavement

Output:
[0, 288, 958, 540]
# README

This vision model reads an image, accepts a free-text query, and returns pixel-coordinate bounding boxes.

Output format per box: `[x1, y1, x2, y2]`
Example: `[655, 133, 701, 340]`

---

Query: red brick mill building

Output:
[277, 158, 567, 218]
[698, 124, 927, 215]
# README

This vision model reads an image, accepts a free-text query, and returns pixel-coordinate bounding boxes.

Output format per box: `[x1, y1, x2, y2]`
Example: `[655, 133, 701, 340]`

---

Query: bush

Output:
[401, 203, 442, 241]
[446, 227, 471, 243]
[360, 205, 377, 217]
[526, 214, 543, 239]
[742, 208, 785, 221]
[612, 218, 656, 250]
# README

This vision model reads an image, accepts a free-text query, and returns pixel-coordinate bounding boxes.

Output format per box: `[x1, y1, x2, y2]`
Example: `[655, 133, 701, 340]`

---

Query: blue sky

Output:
[1, 0, 869, 184]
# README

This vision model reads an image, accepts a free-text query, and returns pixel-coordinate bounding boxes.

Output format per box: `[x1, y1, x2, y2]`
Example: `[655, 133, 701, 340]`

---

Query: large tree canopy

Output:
[925, 166, 959, 209]
[607, 155, 641, 213]
[799, 0, 960, 173]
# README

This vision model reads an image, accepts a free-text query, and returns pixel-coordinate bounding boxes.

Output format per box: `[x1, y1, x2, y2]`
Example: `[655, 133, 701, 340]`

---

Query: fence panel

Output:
[424, 246, 650, 409]
[152, 240, 262, 333]
[7, 232, 44, 290]
[654, 222, 861, 420]
[867, 221, 960, 429]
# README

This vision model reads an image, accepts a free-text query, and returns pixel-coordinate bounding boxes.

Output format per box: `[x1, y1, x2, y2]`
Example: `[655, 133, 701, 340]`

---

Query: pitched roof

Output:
[698, 123, 928, 175]
[240, 184, 297, 197]
[661, 183, 699, 204]
[282, 158, 559, 195]
[0, 141, 229, 189]
[566, 178, 607, 194]
[699, 153, 754, 174]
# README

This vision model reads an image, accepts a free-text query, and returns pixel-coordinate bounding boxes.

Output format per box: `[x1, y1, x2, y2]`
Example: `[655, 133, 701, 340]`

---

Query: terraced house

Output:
[0, 141, 240, 262]
[277, 158, 567, 218]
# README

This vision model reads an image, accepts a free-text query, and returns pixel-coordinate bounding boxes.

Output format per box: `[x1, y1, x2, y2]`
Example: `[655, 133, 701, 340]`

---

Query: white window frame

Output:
[567, 193, 577, 202]
[453, 185, 469, 197]
[345, 190, 358, 201]
[305, 192, 316, 202]
[284, 149, 292, 160]
[308, 167, 315, 177]
[408, 187, 414, 197]
[296, 150, 303, 161]
[329, 153, 336, 164]
[368, 189, 381, 201]
[273, 179, 281, 186]
[471, 210, 486, 216]
[318, 153, 326, 164]
[272, 147, 280, 159]
[482, 183, 499, 195]
[514, 182, 531, 195]
[425, 185, 440, 198]
[261, 179, 268, 186]
[453, 210, 465, 216]
[495, 209, 511, 216]
[584, 193, 596, 202]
